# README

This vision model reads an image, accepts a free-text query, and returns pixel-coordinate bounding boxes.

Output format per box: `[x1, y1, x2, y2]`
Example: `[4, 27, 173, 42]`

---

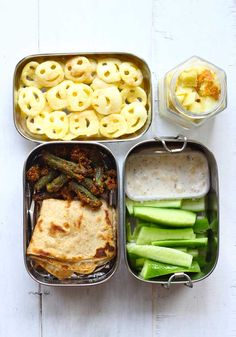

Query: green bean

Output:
[46, 174, 69, 193]
[69, 181, 102, 208]
[34, 171, 57, 192]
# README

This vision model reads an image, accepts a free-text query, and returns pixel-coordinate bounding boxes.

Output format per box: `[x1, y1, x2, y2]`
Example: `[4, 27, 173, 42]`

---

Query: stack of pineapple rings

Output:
[17, 56, 148, 140]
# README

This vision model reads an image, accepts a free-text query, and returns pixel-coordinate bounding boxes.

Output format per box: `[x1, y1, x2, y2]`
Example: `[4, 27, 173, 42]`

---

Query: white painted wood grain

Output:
[38, 0, 153, 61]
[0, 0, 41, 336]
[42, 269, 152, 337]
[152, 1, 236, 336]
[39, 1, 153, 336]
[0, 0, 236, 336]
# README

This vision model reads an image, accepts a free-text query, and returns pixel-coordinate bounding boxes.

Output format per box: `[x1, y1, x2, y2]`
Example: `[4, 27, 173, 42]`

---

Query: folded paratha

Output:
[27, 198, 116, 279]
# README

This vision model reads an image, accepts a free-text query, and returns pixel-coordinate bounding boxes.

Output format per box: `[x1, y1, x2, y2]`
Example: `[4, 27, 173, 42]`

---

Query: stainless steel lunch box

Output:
[123, 135, 219, 288]
[23, 141, 120, 286]
[14, 52, 153, 143]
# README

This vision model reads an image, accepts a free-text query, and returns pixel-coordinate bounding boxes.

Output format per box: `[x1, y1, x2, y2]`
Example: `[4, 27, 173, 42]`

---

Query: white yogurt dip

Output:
[125, 151, 209, 200]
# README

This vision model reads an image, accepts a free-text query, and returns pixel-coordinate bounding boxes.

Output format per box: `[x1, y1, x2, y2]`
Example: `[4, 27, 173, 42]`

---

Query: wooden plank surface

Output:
[0, 1, 41, 336]
[39, 1, 153, 336]
[1, 0, 236, 336]
[152, 1, 236, 336]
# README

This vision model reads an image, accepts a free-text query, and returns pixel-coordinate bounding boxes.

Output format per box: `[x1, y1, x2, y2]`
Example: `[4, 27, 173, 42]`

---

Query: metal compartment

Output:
[123, 136, 219, 288]
[14, 52, 152, 143]
[23, 141, 120, 286]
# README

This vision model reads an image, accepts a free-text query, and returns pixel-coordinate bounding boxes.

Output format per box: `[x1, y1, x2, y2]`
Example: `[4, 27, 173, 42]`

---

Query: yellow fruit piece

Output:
[183, 92, 197, 107]
[176, 94, 185, 104]
[202, 96, 218, 111]
[175, 85, 187, 95]
[189, 102, 204, 113]
[179, 69, 198, 87]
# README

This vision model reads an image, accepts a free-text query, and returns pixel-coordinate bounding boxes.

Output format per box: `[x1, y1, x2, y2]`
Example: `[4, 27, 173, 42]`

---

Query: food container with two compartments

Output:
[123, 136, 219, 288]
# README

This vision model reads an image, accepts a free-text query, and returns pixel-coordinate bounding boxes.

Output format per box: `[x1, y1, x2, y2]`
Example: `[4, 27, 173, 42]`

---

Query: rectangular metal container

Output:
[123, 136, 219, 288]
[23, 141, 120, 286]
[14, 52, 152, 143]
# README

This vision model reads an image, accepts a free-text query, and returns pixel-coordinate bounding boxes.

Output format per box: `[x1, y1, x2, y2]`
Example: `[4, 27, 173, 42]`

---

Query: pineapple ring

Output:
[20, 61, 41, 87]
[69, 110, 99, 137]
[35, 61, 64, 87]
[121, 86, 147, 105]
[26, 110, 51, 135]
[120, 62, 143, 86]
[67, 83, 92, 111]
[99, 114, 127, 138]
[18, 87, 45, 116]
[92, 87, 122, 115]
[46, 80, 74, 110]
[43, 111, 69, 139]
[97, 58, 121, 83]
[65, 56, 92, 83]
[121, 102, 147, 134]
[84, 59, 97, 84]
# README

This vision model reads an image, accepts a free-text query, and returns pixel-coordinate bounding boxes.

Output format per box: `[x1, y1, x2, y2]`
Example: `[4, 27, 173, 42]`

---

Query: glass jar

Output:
[159, 56, 227, 129]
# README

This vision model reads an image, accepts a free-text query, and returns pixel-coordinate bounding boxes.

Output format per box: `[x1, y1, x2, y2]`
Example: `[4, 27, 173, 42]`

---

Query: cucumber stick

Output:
[140, 260, 200, 280]
[126, 198, 182, 214]
[134, 207, 196, 227]
[174, 248, 199, 257]
[133, 199, 182, 208]
[181, 197, 205, 212]
[127, 253, 145, 270]
[126, 198, 134, 215]
[175, 247, 188, 252]
[127, 243, 193, 268]
[151, 237, 208, 248]
[194, 248, 207, 268]
[126, 221, 133, 242]
[136, 226, 196, 245]
[187, 249, 199, 257]
[136, 258, 145, 268]
[194, 216, 210, 233]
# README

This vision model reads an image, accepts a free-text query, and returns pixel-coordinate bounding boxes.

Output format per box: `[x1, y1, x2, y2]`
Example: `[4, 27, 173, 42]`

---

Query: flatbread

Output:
[27, 199, 116, 279]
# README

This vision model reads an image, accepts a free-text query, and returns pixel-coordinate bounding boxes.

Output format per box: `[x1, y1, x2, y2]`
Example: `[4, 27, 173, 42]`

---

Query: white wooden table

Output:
[1, 0, 236, 336]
